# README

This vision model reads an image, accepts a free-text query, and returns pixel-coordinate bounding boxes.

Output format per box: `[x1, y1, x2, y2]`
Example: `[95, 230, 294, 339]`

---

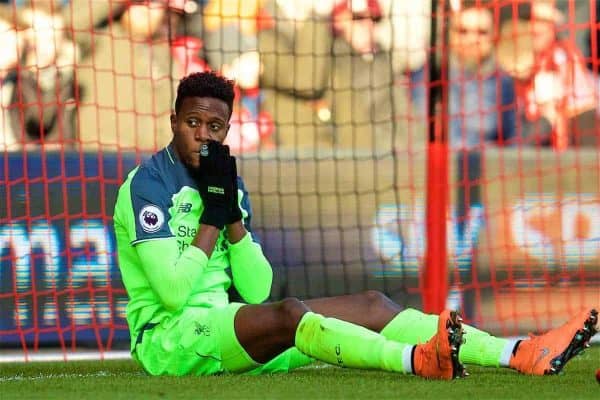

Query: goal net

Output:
[0, 0, 598, 359]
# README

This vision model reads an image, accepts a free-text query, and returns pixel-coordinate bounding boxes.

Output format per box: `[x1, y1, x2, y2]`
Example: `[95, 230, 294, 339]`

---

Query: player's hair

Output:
[174, 71, 235, 116]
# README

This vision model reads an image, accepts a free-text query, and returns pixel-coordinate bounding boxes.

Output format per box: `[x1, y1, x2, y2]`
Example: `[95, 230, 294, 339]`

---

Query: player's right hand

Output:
[196, 140, 235, 230]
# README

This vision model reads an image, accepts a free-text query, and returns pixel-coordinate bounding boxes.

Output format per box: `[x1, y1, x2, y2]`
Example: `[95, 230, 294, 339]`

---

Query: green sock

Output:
[380, 308, 514, 367]
[295, 312, 414, 374]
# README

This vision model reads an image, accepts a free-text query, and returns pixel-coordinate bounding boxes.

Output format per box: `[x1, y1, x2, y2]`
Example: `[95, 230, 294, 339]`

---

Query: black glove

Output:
[228, 156, 243, 225]
[196, 141, 234, 230]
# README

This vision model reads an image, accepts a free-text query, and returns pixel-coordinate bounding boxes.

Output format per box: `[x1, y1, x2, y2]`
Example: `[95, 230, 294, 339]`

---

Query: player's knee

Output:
[276, 297, 308, 331]
[362, 290, 392, 312]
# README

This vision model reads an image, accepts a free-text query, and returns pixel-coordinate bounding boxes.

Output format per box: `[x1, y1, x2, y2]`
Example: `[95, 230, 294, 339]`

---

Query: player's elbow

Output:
[241, 290, 270, 304]
[241, 289, 270, 304]
[239, 271, 273, 304]
[159, 292, 187, 312]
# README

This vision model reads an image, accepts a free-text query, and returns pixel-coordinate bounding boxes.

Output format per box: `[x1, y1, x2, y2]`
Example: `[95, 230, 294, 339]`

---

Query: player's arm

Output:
[227, 231, 273, 304]
[124, 164, 221, 312]
[226, 177, 273, 304]
[134, 208, 228, 312]
[135, 234, 208, 312]
[135, 224, 220, 312]
[196, 142, 273, 303]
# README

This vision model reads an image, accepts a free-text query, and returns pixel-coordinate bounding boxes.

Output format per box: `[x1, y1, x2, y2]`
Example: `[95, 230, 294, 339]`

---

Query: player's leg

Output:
[372, 304, 599, 374]
[303, 291, 600, 374]
[134, 307, 226, 376]
[303, 290, 401, 331]
[216, 301, 314, 374]
[222, 298, 465, 379]
[303, 291, 521, 369]
[378, 307, 517, 368]
[246, 347, 315, 375]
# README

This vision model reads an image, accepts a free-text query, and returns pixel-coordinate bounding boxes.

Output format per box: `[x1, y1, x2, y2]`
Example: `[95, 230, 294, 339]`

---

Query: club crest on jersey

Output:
[139, 205, 164, 233]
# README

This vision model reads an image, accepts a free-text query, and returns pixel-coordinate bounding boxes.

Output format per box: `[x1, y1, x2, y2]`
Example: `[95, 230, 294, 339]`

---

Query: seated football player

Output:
[113, 71, 598, 378]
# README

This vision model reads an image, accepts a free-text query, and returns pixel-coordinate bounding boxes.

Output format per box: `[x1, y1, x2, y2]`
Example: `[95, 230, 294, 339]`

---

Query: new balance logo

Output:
[178, 203, 192, 213]
[207, 186, 225, 195]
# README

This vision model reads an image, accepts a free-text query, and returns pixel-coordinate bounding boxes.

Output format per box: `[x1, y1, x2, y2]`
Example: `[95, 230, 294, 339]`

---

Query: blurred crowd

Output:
[0, 0, 599, 154]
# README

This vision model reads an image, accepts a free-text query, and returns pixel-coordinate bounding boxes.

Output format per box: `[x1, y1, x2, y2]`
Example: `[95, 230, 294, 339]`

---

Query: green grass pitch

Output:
[1, 346, 599, 400]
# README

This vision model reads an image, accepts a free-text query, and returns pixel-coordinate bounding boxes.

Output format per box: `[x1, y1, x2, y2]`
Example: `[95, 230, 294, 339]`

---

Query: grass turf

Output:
[1, 346, 599, 400]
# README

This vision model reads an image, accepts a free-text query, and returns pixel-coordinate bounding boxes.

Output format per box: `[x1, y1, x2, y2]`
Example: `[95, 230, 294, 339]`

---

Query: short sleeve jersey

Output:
[113, 144, 253, 335]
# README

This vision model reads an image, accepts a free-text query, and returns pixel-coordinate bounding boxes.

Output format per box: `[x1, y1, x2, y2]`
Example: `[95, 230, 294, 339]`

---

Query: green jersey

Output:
[113, 144, 272, 352]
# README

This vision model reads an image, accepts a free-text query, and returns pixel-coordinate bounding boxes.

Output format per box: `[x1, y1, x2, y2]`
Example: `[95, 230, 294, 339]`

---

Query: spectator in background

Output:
[256, 0, 335, 151]
[62, 0, 126, 59]
[329, 0, 412, 152]
[0, 4, 26, 151]
[74, 0, 197, 152]
[449, 0, 517, 149]
[498, 0, 597, 149]
[202, 0, 275, 153]
[164, 0, 203, 41]
[587, 0, 600, 72]
[258, 0, 414, 154]
[18, 1, 78, 149]
[63, 0, 202, 59]
[375, 0, 430, 78]
[410, 0, 516, 150]
[170, 35, 209, 78]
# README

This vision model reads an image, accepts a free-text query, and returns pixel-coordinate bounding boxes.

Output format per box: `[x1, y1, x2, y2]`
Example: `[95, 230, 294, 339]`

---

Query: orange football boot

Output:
[413, 309, 467, 380]
[510, 309, 599, 375]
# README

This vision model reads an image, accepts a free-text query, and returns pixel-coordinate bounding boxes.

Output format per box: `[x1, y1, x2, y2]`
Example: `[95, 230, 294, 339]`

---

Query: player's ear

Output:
[170, 113, 177, 133]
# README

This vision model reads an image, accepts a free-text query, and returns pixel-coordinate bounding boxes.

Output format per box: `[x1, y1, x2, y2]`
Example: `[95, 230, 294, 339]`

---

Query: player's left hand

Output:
[196, 141, 235, 230]
[227, 155, 243, 225]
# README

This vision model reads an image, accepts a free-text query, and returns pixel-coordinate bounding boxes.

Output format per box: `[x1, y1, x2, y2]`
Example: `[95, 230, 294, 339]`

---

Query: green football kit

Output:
[114, 144, 514, 376]
[113, 144, 313, 376]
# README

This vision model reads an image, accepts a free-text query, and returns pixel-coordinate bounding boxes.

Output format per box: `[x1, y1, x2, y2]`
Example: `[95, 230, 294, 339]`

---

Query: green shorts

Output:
[133, 302, 314, 376]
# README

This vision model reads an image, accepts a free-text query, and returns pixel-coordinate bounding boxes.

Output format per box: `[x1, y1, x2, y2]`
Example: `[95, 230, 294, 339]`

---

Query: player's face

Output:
[170, 96, 231, 170]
